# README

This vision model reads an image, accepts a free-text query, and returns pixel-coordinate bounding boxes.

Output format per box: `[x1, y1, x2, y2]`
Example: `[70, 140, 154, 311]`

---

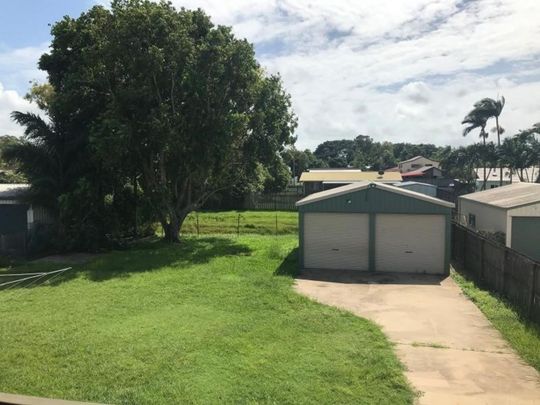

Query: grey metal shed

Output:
[296, 182, 454, 275]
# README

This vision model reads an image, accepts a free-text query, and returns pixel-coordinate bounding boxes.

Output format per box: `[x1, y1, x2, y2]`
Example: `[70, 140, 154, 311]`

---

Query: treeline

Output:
[281, 127, 540, 187]
[281, 135, 446, 178]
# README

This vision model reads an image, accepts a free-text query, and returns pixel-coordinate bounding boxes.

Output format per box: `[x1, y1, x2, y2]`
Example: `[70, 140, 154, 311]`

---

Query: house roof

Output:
[299, 170, 402, 182]
[459, 182, 540, 209]
[401, 166, 439, 177]
[0, 183, 29, 200]
[296, 181, 454, 208]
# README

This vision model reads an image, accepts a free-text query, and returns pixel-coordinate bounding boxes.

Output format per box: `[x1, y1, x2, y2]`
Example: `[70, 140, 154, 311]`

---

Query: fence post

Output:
[502, 248, 508, 293]
[463, 227, 467, 270]
[196, 212, 200, 237]
[237, 213, 240, 237]
[529, 264, 538, 318]
[480, 238, 485, 280]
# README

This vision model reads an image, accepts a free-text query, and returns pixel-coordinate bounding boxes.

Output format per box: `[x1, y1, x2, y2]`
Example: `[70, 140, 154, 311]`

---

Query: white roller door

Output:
[375, 214, 445, 274]
[304, 213, 369, 270]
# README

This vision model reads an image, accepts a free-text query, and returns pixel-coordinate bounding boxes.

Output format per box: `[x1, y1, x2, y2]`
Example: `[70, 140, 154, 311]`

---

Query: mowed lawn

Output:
[0, 234, 414, 404]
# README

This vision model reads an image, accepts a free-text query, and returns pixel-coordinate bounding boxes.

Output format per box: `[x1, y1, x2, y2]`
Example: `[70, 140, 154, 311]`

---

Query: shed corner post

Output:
[369, 212, 376, 272]
[444, 213, 451, 276]
[298, 209, 304, 269]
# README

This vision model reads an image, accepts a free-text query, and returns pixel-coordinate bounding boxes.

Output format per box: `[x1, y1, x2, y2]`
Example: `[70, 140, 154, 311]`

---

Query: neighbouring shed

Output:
[458, 182, 540, 261]
[296, 182, 454, 275]
[0, 184, 53, 254]
[394, 181, 437, 197]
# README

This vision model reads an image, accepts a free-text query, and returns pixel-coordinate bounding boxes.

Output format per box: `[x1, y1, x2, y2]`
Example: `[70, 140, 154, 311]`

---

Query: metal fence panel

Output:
[451, 222, 540, 323]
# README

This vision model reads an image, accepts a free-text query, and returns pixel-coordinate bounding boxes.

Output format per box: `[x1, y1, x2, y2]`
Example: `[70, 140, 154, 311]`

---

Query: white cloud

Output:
[0, 82, 40, 136]
[170, 0, 540, 149]
[3, 1, 540, 149]
[0, 44, 48, 93]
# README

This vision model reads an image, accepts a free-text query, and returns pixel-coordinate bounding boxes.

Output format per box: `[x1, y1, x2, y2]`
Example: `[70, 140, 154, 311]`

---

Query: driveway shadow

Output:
[296, 268, 447, 285]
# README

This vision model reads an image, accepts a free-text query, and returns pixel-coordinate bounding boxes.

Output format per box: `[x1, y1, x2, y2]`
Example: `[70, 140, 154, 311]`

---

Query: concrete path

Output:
[295, 270, 540, 405]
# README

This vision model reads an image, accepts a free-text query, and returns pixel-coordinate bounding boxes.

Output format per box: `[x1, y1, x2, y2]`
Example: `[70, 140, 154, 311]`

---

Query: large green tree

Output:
[314, 139, 355, 168]
[36, 0, 296, 242]
[281, 147, 327, 178]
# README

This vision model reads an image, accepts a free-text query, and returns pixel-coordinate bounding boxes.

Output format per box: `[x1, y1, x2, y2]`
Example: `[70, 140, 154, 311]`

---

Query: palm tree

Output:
[462, 110, 489, 189]
[471, 96, 505, 185]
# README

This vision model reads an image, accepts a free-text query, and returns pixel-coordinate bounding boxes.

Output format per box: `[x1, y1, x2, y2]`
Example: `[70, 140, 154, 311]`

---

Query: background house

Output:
[458, 183, 540, 261]
[398, 156, 440, 173]
[394, 181, 437, 197]
[299, 169, 402, 195]
[474, 167, 539, 191]
[401, 166, 443, 182]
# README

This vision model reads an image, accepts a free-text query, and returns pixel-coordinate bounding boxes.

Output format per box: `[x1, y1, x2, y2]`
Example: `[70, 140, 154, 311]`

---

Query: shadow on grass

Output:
[274, 247, 299, 278]
[1, 236, 252, 289]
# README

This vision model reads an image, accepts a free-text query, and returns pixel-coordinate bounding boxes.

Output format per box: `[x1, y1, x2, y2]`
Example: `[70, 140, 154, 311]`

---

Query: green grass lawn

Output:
[179, 210, 298, 235]
[452, 270, 540, 371]
[0, 235, 413, 404]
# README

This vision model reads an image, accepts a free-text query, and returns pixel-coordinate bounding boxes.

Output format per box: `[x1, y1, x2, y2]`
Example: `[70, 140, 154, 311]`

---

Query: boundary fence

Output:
[451, 221, 540, 323]
[243, 191, 302, 211]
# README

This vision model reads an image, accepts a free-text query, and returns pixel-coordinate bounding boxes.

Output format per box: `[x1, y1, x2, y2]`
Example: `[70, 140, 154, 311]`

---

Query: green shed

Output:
[296, 182, 454, 275]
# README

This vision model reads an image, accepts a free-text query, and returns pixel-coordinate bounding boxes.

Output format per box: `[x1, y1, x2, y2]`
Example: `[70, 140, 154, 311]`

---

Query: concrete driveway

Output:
[295, 270, 540, 404]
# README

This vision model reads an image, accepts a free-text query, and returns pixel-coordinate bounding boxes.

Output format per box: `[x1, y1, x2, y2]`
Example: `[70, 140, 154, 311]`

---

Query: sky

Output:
[1, 0, 540, 150]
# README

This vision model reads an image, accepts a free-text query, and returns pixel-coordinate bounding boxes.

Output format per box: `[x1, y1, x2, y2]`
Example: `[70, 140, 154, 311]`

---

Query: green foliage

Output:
[281, 147, 327, 178]
[36, 0, 296, 243]
[0, 135, 26, 183]
[314, 139, 355, 167]
[310, 135, 445, 170]
[500, 125, 540, 182]
[0, 235, 414, 404]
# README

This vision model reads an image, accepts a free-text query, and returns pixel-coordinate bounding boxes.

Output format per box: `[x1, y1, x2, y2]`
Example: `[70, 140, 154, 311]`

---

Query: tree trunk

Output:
[133, 174, 138, 238]
[482, 136, 487, 190]
[162, 211, 188, 243]
[163, 219, 181, 243]
[496, 116, 502, 186]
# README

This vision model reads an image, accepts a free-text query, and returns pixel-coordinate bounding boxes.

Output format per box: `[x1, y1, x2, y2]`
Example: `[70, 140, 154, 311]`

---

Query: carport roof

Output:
[296, 181, 455, 208]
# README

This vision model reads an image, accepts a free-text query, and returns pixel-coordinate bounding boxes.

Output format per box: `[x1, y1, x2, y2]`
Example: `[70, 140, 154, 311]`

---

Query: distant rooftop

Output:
[299, 170, 402, 183]
[459, 182, 540, 209]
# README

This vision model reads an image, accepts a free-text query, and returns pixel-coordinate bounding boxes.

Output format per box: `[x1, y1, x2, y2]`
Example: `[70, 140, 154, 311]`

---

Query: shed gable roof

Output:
[296, 181, 454, 208]
[459, 182, 540, 209]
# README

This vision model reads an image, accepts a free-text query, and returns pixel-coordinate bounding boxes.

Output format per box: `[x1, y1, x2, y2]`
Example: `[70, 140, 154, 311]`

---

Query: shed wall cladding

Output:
[0, 204, 28, 234]
[298, 185, 452, 275]
[511, 217, 540, 262]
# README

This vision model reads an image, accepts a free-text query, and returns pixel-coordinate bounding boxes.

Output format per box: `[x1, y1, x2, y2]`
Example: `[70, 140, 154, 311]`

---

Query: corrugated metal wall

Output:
[298, 186, 452, 274]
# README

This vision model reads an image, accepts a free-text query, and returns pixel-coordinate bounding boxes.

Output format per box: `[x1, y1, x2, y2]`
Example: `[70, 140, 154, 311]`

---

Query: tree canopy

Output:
[10, 0, 297, 245]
